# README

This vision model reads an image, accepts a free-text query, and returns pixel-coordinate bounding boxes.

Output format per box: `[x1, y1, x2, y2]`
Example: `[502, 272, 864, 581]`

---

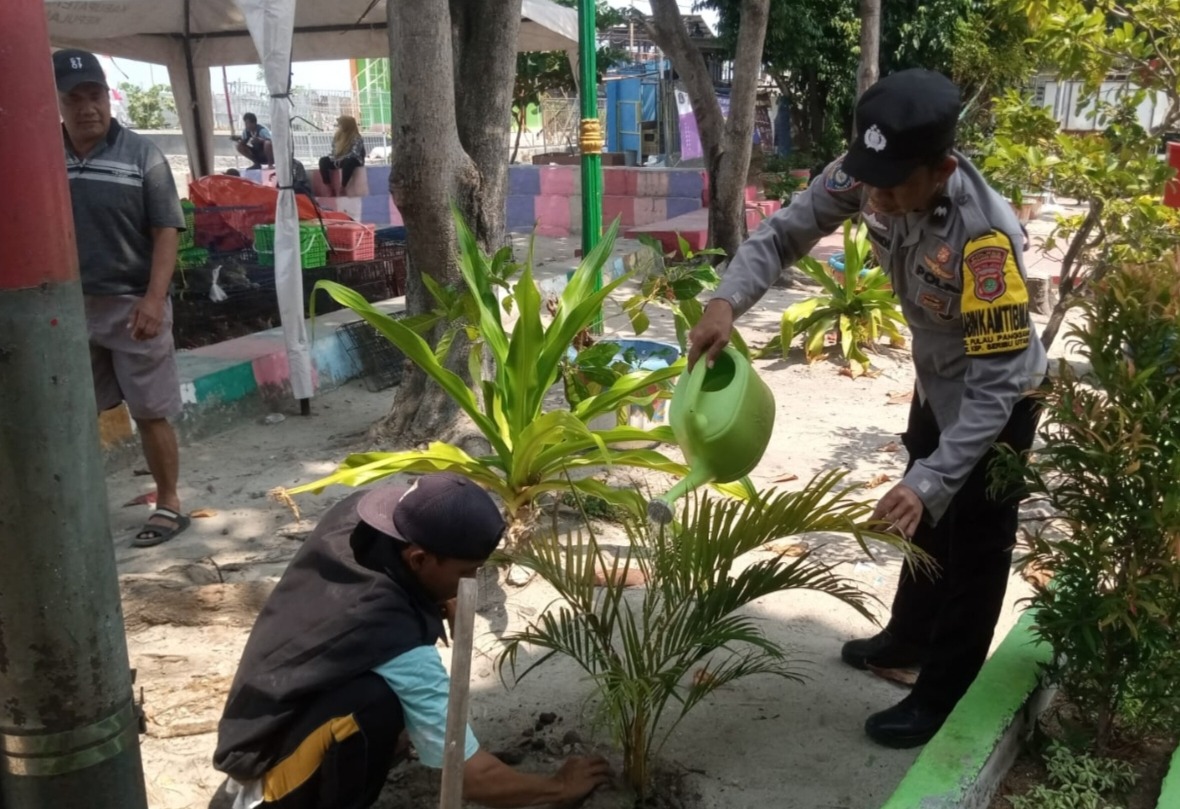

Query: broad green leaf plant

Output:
[289, 209, 743, 539]
[498, 473, 913, 797]
[753, 221, 906, 374]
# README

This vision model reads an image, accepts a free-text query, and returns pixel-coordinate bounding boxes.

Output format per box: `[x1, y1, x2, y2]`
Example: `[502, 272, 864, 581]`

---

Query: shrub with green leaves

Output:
[752, 221, 906, 374]
[499, 473, 910, 798]
[993, 257, 1180, 750]
[1008, 741, 1137, 809]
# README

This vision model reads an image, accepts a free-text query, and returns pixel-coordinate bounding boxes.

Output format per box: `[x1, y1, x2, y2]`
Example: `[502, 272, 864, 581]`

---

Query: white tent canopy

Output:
[46, 0, 578, 406]
[47, 0, 578, 183]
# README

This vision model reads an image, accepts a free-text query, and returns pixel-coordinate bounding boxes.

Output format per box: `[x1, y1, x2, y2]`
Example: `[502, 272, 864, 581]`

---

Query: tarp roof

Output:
[45, 0, 580, 408]
[46, 0, 579, 66]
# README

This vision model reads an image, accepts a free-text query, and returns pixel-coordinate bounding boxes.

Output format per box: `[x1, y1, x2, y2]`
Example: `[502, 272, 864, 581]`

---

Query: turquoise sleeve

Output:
[372, 645, 480, 768]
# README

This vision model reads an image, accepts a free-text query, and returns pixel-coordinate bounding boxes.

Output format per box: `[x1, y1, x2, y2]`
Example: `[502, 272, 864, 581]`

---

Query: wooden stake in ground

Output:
[439, 576, 478, 809]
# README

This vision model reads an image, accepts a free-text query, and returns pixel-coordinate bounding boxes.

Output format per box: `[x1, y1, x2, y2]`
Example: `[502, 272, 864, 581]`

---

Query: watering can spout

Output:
[647, 465, 714, 525]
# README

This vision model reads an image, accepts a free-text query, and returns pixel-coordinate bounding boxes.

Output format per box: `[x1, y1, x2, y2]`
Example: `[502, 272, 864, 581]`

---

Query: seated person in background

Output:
[213, 472, 609, 809]
[319, 114, 366, 191]
[223, 168, 241, 177]
[232, 112, 273, 169]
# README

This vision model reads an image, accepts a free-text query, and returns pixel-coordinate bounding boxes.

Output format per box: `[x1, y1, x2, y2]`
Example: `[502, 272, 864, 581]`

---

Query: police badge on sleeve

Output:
[823, 158, 861, 194]
[960, 231, 1031, 356]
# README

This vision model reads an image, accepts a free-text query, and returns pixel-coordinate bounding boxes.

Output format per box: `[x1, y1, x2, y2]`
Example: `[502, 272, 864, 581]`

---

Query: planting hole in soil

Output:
[376, 726, 702, 809]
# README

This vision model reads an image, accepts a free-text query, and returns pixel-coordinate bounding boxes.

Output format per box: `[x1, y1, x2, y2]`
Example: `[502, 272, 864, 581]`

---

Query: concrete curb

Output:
[880, 612, 1053, 809]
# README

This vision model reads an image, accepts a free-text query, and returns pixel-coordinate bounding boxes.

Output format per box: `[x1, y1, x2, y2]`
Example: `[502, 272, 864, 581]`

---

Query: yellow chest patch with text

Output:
[960, 231, 1031, 356]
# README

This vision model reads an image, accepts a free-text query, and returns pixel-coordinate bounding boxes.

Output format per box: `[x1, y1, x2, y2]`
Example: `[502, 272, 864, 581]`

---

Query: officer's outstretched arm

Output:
[711, 156, 864, 320]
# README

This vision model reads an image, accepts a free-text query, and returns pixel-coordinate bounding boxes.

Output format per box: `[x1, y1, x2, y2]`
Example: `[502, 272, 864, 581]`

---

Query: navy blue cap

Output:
[53, 49, 108, 93]
[357, 473, 505, 560]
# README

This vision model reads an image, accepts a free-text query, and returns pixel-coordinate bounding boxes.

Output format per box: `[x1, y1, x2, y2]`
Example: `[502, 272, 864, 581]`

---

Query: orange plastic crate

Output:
[326, 221, 376, 264]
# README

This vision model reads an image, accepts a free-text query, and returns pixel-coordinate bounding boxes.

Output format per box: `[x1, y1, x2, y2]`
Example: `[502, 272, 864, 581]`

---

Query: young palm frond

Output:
[498, 472, 912, 796]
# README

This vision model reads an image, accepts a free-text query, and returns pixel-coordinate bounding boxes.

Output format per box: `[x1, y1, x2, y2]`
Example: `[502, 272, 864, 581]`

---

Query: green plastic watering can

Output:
[647, 346, 776, 524]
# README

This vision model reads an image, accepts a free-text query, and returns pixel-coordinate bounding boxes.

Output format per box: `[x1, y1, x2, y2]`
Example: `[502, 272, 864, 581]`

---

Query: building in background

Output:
[351, 58, 392, 131]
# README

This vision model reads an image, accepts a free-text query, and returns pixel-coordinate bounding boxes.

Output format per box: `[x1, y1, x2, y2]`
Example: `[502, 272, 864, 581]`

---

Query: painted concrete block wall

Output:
[315, 164, 402, 228]
[103, 314, 369, 456]
[511, 165, 709, 237]
[306, 164, 714, 238]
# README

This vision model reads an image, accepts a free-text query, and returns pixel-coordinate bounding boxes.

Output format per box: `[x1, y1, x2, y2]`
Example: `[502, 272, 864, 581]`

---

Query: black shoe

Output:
[841, 630, 925, 671]
[864, 697, 949, 749]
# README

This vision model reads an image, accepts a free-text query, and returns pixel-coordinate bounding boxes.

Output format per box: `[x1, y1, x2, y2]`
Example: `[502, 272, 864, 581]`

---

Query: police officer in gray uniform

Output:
[689, 69, 1049, 748]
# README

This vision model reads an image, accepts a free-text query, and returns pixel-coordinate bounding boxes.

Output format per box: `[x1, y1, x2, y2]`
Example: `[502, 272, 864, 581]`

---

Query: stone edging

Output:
[880, 611, 1052, 809]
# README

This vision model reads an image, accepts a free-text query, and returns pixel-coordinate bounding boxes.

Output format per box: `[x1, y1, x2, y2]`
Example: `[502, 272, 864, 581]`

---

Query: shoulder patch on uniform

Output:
[961, 231, 1031, 356]
[823, 158, 860, 194]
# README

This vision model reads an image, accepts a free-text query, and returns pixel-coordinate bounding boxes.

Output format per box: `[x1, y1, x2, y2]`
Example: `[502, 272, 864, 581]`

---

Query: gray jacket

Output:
[714, 152, 1049, 523]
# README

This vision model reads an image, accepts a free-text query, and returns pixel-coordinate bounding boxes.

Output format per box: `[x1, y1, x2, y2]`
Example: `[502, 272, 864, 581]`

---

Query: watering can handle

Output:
[682, 350, 711, 437]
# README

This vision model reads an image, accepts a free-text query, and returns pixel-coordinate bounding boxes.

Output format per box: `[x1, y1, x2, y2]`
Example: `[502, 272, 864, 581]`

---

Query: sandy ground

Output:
[105, 206, 1083, 807]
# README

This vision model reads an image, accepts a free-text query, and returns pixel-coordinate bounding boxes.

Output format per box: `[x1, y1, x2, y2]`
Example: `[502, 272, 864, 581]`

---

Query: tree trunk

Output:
[1039, 201, 1102, 351]
[646, 0, 770, 260]
[857, 0, 881, 101]
[380, 0, 520, 445]
[713, 0, 770, 259]
[451, 0, 521, 251]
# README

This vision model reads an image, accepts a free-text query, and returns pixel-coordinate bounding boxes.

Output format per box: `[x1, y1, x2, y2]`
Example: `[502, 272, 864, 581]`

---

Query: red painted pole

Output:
[0, 1, 149, 806]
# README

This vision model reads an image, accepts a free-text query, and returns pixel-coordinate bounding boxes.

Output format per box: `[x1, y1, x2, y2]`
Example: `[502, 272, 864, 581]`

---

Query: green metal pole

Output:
[0, 1, 149, 806]
[578, 0, 604, 329]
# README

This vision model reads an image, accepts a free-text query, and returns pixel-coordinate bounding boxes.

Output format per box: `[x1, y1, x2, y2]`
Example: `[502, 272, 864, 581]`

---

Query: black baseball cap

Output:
[53, 49, 108, 93]
[357, 472, 506, 560]
[842, 69, 961, 188]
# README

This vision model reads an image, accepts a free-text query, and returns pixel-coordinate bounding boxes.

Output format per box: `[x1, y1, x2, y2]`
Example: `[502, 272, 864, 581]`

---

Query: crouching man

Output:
[213, 472, 609, 807]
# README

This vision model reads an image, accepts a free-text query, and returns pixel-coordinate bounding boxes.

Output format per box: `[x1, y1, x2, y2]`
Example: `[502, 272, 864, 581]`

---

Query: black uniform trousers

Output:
[257, 673, 404, 809]
[886, 389, 1042, 713]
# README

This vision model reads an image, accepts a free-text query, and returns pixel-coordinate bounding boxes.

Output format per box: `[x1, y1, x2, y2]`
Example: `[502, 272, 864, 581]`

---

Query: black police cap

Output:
[842, 69, 961, 188]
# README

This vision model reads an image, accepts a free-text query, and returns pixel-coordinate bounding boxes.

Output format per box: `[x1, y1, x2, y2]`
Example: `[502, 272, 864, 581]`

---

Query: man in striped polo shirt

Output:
[54, 49, 190, 547]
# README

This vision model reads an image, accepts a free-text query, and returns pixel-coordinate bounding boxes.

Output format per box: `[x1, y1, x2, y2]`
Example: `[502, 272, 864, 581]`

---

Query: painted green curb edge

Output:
[880, 611, 1052, 809]
[1158, 744, 1180, 808]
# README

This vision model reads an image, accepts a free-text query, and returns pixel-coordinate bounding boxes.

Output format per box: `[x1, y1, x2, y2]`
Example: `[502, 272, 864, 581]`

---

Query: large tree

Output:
[710, 0, 1033, 164]
[643, 0, 771, 260]
[857, 0, 881, 99]
[382, 0, 522, 445]
[708, 0, 859, 165]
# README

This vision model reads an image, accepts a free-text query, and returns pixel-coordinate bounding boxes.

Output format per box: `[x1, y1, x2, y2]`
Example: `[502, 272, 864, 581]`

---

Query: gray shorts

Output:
[84, 294, 183, 421]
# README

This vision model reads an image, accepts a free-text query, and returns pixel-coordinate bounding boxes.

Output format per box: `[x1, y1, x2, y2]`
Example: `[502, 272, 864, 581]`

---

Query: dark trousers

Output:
[887, 391, 1042, 712]
[260, 673, 404, 809]
[319, 156, 363, 190]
